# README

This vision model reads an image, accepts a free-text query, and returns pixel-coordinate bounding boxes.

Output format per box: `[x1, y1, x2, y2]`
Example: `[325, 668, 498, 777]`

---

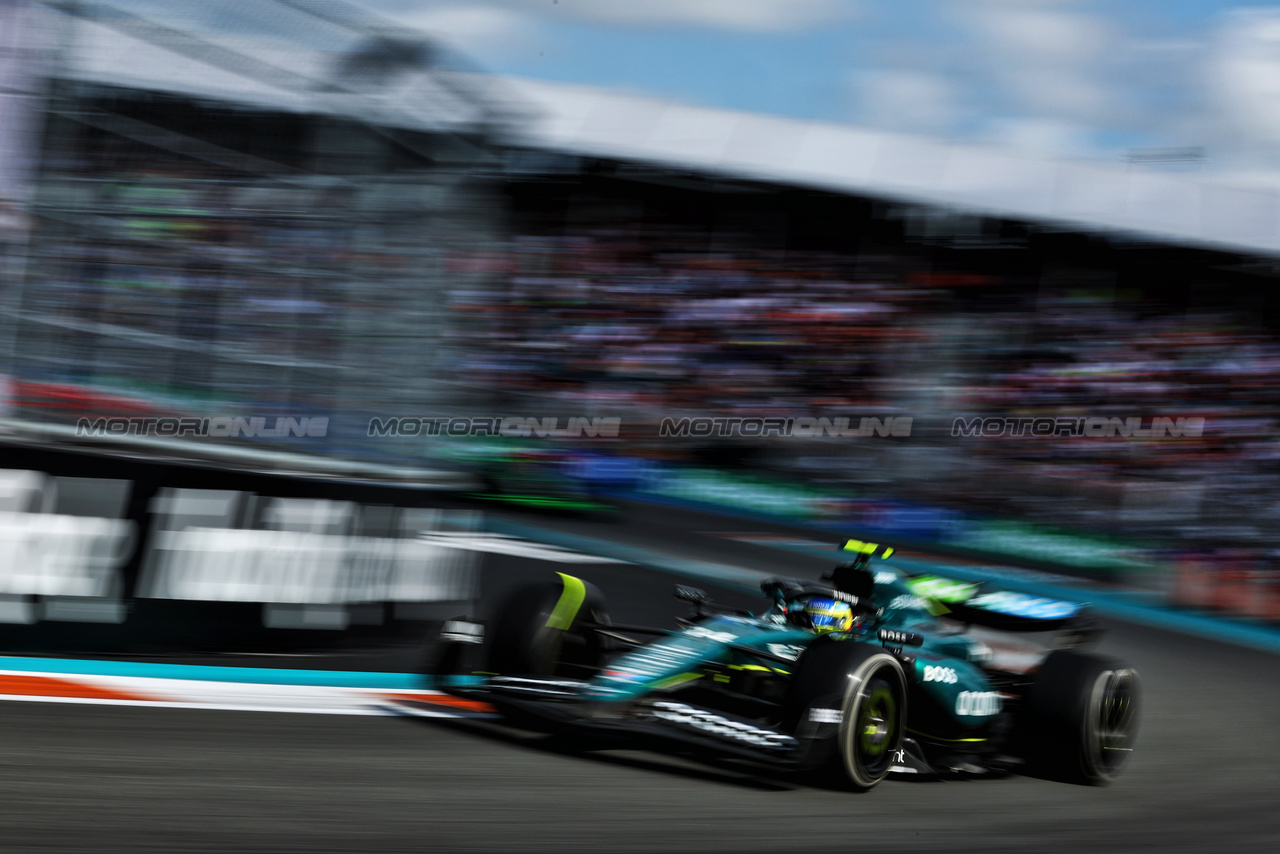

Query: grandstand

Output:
[2, 0, 1278, 555]
[3, 0, 514, 460]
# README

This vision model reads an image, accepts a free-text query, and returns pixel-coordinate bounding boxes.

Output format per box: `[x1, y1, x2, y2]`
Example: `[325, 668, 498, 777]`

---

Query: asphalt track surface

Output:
[3, 501, 1280, 853]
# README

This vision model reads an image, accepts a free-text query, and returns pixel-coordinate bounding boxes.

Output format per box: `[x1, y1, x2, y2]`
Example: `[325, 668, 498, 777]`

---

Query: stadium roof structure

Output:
[54, 4, 1280, 258]
[54, 4, 507, 135]
[500, 77, 1280, 259]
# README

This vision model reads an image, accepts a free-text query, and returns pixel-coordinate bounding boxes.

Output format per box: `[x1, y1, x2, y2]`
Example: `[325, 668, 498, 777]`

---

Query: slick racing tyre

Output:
[781, 639, 908, 790]
[486, 575, 611, 678]
[1019, 649, 1141, 786]
[837, 652, 908, 789]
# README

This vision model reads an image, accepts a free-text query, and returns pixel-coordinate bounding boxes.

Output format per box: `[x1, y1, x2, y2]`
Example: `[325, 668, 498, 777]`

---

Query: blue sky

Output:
[107, 1, 1280, 180]
[357, 0, 1280, 177]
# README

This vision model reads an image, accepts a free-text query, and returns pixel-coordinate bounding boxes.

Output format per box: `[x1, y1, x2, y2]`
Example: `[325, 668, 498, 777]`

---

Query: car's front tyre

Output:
[781, 639, 908, 790]
[486, 574, 611, 678]
[836, 652, 908, 789]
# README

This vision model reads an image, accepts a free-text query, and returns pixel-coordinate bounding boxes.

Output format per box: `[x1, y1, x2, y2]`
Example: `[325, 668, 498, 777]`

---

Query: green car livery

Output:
[433, 539, 1140, 789]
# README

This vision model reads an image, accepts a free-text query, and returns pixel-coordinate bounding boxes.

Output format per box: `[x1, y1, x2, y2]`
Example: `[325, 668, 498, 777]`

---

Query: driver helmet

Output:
[790, 596, 855, 634]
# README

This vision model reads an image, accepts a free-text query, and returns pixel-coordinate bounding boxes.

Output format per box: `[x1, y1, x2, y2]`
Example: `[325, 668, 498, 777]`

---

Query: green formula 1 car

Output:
[430, 539, 1140, 789]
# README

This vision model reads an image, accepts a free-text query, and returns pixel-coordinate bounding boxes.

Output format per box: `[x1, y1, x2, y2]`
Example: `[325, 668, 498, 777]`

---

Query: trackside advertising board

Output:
[0, 442, 480, 651]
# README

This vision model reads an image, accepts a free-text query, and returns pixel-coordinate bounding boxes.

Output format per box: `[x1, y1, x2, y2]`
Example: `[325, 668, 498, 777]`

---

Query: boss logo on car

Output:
[923, 665, 958, 683]
[955, 691, 1002, 716]
[878, 628, 923, 647]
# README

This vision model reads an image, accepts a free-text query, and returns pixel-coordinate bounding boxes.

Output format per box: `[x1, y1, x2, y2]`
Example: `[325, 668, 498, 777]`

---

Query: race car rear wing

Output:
[824, 538, 896, 597]
[904, 573, 1100, 637]
[833, 538, 1098, 637]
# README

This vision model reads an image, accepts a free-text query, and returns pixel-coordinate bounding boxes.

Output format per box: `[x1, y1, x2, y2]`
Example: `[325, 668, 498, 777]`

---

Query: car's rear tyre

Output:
[486, 575, 611, 678]
[781, 639, 907, 790]
[1019, 649, 1141, 785]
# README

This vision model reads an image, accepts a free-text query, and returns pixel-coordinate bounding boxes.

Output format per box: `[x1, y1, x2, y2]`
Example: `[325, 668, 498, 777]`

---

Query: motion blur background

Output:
[2, 0, 1279, 601]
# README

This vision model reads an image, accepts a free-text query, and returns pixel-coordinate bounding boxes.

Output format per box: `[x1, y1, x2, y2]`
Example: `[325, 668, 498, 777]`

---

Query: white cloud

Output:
[966, 0, 1110, 67]
[957, 0, 1115, 123]
[1008, 69, 1106, 121]
[369, 0, 857, 67]
[842, 1, 1118, 155]
[853, 70, 961, 136]
[382, 5, 539, 64]
[546, 0, 856, 32]
[1205, 10, 1280, 151]
[983, 117, 1091, 157]
[373, 0, 856, 34]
